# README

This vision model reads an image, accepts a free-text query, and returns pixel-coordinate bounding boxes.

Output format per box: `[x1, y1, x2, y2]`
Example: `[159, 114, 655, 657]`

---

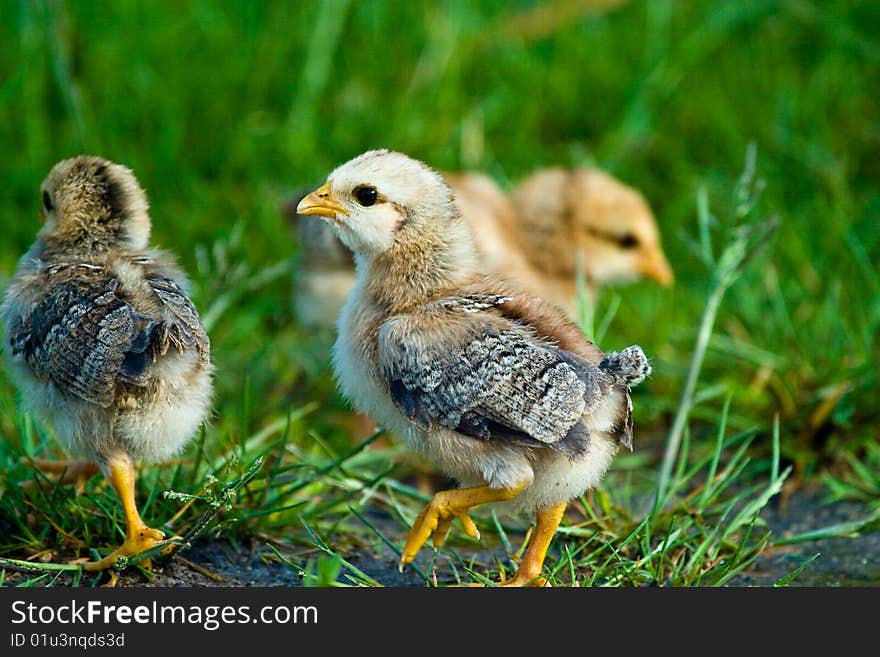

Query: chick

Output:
[511, 167, 674, 311]
[297, 150, 650, 586]
[1, 155, 212, 571]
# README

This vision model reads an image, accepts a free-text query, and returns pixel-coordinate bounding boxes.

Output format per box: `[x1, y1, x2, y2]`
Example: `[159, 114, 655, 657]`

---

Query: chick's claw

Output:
[399, 492, 482, 571]
[433, 511, 479, 548]
[399, 484, 527, 572]
[139, 527, 166, 543]
[500, 573, 550, 588]
[83, 525, 169, 572]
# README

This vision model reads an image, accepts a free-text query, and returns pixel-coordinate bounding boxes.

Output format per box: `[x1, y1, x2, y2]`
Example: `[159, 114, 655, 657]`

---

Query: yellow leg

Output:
[501, 501, 567, 587]
[399, 481, 528, 572]
[83, 454, 168, 572]
[21, 458, 100, 495]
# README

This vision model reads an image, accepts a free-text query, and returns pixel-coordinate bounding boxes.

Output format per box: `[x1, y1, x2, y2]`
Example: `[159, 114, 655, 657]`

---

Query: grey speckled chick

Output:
[297, 149, 650, 586]
[1, 155, 213, 572]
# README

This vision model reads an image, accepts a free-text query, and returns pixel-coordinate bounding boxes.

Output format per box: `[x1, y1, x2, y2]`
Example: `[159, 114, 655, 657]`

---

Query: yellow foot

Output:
[458, 578, 547, 587]
[83, 526, 169, 572]
[496, 501, 567, 587]
[500, 572, 550, 587]
[399, 492, 481, 571]
[458, 500, 567, 587]
[20, 458, 99, 495]
[398, 482, 527, 572]
[456, 568, 549, 587]
[101, 571, 120, 588]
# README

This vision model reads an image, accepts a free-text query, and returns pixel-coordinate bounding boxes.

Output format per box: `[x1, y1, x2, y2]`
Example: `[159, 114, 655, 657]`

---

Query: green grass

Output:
[0, 0, 878, 587]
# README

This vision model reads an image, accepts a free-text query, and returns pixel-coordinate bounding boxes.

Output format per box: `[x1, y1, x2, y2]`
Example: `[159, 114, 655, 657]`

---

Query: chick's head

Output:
[297, 149, 457, 259]
[579, 189, 672, 286]
[513, 167, 673, 287]
[39, 155, 150, 250]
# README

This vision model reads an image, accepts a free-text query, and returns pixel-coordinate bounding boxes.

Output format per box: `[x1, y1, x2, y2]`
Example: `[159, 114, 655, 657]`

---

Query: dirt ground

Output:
[726, 489, 880, 587]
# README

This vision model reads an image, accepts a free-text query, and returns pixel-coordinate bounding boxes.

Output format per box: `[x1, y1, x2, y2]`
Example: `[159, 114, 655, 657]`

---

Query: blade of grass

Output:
[774, 553, 821, 587]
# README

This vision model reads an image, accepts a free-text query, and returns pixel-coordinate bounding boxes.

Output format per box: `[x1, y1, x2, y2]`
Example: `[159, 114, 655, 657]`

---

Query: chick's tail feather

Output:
[599, 345, 651, 388]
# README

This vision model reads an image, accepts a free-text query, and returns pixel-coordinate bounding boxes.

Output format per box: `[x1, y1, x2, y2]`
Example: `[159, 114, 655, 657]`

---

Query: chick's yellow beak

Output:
[296, 180, 349, 219]
[641, 252, 674, 286]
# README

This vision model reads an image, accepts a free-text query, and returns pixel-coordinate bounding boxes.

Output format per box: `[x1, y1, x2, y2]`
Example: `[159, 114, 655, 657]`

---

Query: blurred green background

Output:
[0, 0, 877, 503]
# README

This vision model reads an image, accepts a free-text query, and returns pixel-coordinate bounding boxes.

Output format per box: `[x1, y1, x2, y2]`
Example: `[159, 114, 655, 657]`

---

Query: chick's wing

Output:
[7, 267, 208, 408]
[378, 297, 612, 458]
[7, 272, 153, 407]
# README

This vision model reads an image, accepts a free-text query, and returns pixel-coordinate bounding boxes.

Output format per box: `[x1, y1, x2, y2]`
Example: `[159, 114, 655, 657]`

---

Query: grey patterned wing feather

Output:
[552, 345, 640, 450]
[381, 322, 603, 458]
[431, 294, 512, 313]
[7, 271, 208, 409]
[12, 278, 152, 407]
[144, 274, 210, 363]
[5, 309, 28, 361]
[620, 393, 634, 451]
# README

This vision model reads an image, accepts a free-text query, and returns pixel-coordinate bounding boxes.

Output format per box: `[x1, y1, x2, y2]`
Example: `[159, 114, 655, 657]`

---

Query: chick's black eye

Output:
[41, 191, 53, 212]
[618, 233, 639, 249]
[353, 185, 379, 207]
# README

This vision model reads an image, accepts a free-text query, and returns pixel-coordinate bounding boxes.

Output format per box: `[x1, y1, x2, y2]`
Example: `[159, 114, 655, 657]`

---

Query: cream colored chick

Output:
[297, 150, 650, 586]
[1, 155, 212, 571]
[511, 167, 674, 311]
